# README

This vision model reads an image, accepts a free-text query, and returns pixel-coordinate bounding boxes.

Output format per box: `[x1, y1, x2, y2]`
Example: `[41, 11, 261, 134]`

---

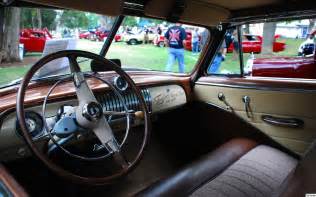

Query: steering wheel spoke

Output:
[92, 117, 119, 152]
[113, 152, 130, 169]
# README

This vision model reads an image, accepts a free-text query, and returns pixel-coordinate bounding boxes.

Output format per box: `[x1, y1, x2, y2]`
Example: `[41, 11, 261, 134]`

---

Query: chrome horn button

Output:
[82, 102, 103, 122]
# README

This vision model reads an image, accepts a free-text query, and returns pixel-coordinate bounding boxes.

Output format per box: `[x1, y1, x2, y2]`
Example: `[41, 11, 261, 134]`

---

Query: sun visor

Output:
[145, 0, 230, 26]
[22, 0, 123, 16]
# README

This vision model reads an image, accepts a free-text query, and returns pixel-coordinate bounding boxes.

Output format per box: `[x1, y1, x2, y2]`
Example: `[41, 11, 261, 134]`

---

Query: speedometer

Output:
[16, 111, 43, 138]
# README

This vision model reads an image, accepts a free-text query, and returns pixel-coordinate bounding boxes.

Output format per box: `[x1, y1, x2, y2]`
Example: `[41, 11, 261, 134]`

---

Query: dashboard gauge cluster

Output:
[16, 111, 44, 138]
[113, 76, 128, 91]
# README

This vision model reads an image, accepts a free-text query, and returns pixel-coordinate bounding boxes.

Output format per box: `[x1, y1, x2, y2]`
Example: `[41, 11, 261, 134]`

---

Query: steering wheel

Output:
[16, 50, 150, 184]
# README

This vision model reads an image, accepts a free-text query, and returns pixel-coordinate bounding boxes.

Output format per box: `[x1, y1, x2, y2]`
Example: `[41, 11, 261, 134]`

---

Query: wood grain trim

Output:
[196, 76, 316, 92]
[0, 73, 191, 113]
[0, 164, 27, 197]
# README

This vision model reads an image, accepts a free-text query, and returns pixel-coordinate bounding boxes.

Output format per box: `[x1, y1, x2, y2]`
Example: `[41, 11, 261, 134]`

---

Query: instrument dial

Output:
[16, 111, 43, 138]
[113, 76, 128, 91]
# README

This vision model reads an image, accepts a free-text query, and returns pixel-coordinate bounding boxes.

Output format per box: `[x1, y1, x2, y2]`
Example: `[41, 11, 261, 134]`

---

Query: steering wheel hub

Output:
[82, 102, 103, 122]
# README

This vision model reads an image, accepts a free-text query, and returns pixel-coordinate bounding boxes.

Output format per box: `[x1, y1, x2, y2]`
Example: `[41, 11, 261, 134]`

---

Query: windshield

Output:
[0, 7, 208, 88]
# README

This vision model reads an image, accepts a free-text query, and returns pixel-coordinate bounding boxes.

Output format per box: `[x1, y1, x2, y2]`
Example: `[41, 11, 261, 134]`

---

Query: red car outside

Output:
[251, 54, 316, 79]
[80, 30, 121, 42]
[79, 31, 90, 39]
[153, 34, 165, 47]
[153, 30, 200, 51]
[183, 31, 201, 51]
[227, 34, 286, 53]
[96, 31, 122, 42]
[19, 28, 52, 53]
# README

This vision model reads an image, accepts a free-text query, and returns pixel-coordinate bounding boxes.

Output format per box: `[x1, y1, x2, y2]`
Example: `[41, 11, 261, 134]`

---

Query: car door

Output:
[195, 24, 316, 156]
[29, 32, 46, 52]
[194, 77, 316, 155]
[242, 35, 261, 53]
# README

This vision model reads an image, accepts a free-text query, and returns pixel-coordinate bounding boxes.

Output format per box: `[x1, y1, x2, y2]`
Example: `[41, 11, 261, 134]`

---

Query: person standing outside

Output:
[191, 28, 199, 54]
[199, 28, 209, 51]
[232, 29, 239, 60]
[208, 39, 227, 74]
[157, 26, 162, 35]
[164, 23, 187, 73]
[143, 26, 149, 44]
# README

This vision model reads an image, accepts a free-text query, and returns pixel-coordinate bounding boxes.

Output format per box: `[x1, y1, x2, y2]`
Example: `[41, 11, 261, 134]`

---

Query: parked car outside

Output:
[243, 51, 316, 79]
[183, 30, 201, 51]
[153, 30, 201, 51]
[227, 34, 286, 53]
[153, 34, 166, 47]
[123, 30, 156, 45]
[79, 30, 90, 39]
[251, 55, 316, 78]
[19, 28, 53, 54]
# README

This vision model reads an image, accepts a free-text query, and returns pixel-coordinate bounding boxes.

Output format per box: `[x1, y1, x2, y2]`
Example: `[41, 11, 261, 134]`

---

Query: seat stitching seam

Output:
[243, 157, 288, 169]
[220, 174, 266, 196]
[242, 158, 291, 174]
[227, 168, 274, 191]
[214, 178, 252, 197]
[234, 163, 281, 183]
[197, 183, 231, 197]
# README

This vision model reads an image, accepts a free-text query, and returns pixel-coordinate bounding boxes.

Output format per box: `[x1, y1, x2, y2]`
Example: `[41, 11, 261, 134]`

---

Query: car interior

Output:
[0, 0, 316, 196]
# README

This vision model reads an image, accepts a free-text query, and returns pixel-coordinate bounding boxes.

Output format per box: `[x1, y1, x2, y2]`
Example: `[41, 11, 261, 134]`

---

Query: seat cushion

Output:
[191, 145, 298, 197]
[136, 138, 258, 197]
[136, 139, 298, 197]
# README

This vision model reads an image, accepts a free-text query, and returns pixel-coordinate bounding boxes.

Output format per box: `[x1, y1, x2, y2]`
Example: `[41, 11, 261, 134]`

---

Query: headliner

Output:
[15, 0, 316, 26]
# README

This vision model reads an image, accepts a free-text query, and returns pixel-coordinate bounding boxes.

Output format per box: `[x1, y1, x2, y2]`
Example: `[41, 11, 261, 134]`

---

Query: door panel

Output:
[194, 77, 316, 155]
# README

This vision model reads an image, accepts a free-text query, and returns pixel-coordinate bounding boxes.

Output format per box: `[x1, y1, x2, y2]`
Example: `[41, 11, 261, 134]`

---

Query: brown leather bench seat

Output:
[135, 138, 298, 197]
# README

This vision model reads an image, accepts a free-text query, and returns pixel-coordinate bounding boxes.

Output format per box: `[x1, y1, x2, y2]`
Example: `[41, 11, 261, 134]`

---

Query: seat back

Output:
[277, 141, 316, 196]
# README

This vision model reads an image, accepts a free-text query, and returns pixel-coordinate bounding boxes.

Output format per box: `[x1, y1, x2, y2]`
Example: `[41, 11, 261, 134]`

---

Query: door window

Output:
[208, 18, 316, 79]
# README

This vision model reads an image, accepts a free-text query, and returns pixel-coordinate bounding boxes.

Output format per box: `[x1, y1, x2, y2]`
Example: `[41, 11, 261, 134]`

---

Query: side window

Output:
[242, 20, 316, 79]
[208, 19, 316, 79]
[207, 28, 241, 75]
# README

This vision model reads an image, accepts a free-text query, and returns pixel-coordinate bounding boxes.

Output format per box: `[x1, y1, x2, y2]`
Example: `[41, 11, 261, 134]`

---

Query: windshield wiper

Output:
[0, 74, 71, 89]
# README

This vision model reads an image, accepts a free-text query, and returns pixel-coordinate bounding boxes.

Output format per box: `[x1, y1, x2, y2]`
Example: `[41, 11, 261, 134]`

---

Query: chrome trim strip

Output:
[195, 81, 316, 93]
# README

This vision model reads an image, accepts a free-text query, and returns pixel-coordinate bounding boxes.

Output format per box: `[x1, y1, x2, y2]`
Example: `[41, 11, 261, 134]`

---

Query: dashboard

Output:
[0, 79, 188, 161]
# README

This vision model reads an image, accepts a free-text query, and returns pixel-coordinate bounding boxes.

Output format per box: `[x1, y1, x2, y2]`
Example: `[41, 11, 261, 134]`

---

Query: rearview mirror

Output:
[91, 59, 121, 72]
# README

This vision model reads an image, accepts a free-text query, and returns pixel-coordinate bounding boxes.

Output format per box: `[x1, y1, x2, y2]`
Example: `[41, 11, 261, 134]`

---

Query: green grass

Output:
[77, 40, 199, 73]
[0, 38, 307, 86]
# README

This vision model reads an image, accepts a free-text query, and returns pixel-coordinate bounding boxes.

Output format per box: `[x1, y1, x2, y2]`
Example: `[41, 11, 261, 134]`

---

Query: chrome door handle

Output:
[218, 92, 233, 111]
[242, 96, 252, 118]
[262, 115, 304, 128]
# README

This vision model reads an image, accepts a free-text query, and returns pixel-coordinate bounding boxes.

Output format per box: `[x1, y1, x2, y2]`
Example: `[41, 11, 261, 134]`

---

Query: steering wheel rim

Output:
[16, 50, 150, 185]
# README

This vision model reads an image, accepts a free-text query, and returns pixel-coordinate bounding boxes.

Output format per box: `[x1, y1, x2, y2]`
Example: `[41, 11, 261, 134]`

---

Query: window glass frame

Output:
[205, 25, 244, 77]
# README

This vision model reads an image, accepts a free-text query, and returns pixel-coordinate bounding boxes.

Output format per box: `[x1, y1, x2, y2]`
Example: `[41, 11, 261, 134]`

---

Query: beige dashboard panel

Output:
[148, 85, 187, 113]
[194, 84, 316, 155]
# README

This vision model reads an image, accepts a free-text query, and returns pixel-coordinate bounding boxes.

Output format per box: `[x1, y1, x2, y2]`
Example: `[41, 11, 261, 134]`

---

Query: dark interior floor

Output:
[4, 102, 298, 196]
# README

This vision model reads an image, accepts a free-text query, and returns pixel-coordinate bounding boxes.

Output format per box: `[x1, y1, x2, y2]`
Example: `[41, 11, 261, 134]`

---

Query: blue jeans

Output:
[192, 41, 199, 53]
[208, 54, 223, 74]
[166, 48, 185, 73]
